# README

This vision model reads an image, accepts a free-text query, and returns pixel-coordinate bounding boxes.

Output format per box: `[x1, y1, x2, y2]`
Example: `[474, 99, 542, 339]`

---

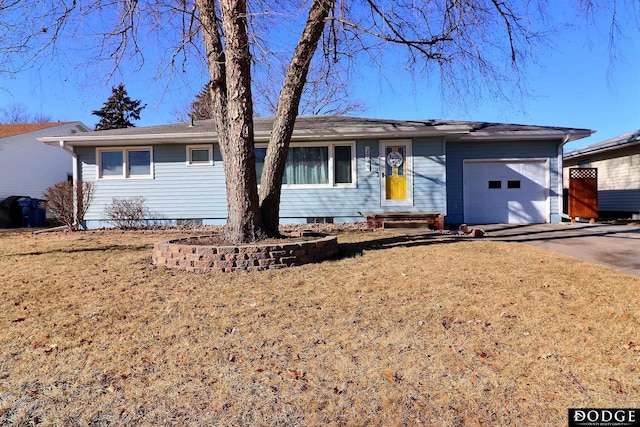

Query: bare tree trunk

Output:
[259, 0, 335, 236]
[197, 0, 266, 243]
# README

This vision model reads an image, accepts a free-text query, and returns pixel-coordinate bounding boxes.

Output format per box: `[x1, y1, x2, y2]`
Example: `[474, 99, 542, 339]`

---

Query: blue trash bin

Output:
[17, 197, 32, 227]
[15, 198, 46, 228]
[30, 199, 46, 227]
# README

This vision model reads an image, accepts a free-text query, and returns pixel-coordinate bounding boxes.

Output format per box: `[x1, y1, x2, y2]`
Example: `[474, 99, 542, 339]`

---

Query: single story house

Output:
[1, 122, 89, 201]
[564, 129, 640, 219]
[39, 116, 592, 229]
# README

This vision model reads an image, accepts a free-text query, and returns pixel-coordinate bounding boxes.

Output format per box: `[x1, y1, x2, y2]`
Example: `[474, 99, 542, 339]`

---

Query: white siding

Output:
[590, 154, 640, 191]
[0, 123, 88, 200]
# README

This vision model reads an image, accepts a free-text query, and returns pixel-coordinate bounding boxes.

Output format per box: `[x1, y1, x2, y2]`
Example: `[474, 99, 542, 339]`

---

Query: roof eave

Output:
[40, 126, 473, 146]
[455, 129, 593, 142]
[38, 120, 594, 146]
[40, 132, 218, 146]
[565, 139, 640, 160]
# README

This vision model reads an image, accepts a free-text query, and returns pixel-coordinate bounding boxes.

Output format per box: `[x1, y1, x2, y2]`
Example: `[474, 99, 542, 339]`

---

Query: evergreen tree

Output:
[188, 85, 214, 121]
[92, 84, 146, 131]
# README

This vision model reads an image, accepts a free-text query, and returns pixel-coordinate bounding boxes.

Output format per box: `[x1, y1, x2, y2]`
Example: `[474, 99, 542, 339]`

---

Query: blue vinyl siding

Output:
[279, 140, 381, 221]
[77, 137, 447, 227]
[280, 140, 380, 223]
[278, 138, 446, 222]
[412, 137, 446, 213]
[445, 139, 561, 224]
[79, 144, 227, 225]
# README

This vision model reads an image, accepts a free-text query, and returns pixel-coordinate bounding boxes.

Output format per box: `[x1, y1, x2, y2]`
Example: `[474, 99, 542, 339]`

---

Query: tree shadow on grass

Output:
[336, 231, 463, 260]
[1, 244, 154, 258]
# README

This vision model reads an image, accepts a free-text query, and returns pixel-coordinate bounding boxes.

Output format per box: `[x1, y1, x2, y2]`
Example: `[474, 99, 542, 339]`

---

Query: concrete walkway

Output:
[480, 223, 640, 277]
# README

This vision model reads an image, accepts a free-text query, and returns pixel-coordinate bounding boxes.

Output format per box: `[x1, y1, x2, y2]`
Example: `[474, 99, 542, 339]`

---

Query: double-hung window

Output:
[97, 147, 153, 179]
[255, 142, 356, 188]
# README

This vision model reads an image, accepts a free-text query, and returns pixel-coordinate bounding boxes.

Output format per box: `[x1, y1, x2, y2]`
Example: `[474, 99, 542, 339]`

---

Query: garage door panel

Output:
[464, 161, 547, 224]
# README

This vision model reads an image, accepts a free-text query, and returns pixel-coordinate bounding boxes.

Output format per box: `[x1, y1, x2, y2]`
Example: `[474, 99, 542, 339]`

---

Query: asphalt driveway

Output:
[480, 223, 640, 277]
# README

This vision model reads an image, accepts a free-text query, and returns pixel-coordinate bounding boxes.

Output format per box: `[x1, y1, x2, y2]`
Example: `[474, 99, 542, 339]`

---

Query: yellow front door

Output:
[385, 145, 407, 200]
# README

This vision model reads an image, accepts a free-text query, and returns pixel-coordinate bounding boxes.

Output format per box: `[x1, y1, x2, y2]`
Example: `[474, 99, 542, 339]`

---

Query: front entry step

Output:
[365, 212, 444, 230]
[382, 221, 432, 229]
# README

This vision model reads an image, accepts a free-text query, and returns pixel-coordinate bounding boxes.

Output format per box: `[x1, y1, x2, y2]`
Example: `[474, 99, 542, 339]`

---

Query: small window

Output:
[187, 145, 213, 165]
[98, 147, 153, 179]
[488, 180, 501, 189]
[507, 180, 521, 189]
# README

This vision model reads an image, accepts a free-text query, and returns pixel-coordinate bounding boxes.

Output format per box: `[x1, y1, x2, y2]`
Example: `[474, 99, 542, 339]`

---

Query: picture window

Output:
[255, 143, 355, 188]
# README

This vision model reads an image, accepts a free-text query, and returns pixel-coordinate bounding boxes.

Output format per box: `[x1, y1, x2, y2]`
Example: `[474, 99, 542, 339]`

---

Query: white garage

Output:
[463, 160, 548, 224]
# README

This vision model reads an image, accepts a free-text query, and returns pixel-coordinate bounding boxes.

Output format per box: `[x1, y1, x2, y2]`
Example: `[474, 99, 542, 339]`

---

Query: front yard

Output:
[0, 227, 638, 426]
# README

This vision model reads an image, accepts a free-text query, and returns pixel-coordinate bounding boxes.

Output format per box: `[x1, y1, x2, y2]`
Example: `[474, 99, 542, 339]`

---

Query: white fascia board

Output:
[270, 123, 470, 142]
[456, 129, 594, 142]
[281, 130, 468, 142]
[39, 123, 592, 146]
[39, 132, 218, 146]
[39, 125, 471, 146]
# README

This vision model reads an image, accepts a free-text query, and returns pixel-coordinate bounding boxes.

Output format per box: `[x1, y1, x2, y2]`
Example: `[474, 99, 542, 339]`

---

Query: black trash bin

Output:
[0, 196, 27, 228]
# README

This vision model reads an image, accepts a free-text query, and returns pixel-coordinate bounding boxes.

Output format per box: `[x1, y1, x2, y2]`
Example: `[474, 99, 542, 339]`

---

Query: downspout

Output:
[58, 140, 82, 229]
[558, 133, 572, 221]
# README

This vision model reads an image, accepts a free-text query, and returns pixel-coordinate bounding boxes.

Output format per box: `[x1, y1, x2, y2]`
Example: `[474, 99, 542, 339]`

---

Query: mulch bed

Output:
[180, 234, 322, 246]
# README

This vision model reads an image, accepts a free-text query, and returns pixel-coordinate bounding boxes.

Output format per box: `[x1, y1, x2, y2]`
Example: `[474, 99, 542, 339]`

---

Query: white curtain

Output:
[283, 147, 328, 185]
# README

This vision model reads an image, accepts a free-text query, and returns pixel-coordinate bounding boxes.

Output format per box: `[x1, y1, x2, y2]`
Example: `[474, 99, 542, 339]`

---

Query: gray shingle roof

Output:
[565, 129, 640, 159]
[39, 115, 593, 145]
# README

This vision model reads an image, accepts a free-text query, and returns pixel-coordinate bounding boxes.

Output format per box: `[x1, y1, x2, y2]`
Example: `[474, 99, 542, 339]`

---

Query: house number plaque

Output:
[364, 146, 371, 171]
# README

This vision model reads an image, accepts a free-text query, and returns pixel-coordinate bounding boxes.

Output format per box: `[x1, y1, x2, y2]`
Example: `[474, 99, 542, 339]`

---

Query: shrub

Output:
[42, 180, 95, 231]
[103, 196, 150, 229]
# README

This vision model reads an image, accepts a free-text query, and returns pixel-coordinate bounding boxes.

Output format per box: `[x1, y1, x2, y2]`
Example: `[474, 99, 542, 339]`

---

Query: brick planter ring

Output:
[153, 233, 338, 272]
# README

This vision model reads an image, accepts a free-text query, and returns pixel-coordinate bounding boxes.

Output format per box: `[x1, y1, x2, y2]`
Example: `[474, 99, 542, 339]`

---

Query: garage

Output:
[463, 160, 548, 224]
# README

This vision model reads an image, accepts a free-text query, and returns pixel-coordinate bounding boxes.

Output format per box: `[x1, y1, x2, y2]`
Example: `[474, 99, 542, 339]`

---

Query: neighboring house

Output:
[0, 122, 90, 201]
[564, 129, 640, 218]
[39, 116, 592, 228]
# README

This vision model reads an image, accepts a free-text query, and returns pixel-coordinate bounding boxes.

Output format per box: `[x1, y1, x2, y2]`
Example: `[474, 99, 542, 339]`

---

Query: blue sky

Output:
[0, 3, 638, 153]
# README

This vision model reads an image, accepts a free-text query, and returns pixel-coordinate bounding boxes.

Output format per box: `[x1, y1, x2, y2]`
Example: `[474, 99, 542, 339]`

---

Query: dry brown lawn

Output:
[0, 226, 639, 426]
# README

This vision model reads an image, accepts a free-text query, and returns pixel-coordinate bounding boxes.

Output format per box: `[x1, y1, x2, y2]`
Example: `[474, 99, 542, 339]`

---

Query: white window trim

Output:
[331, 142, 357, 189]
[380, 139, 413, 207]
[256, 141, 357, 189]
[97, 146, 154, 180]
[186, 144, 214, 166]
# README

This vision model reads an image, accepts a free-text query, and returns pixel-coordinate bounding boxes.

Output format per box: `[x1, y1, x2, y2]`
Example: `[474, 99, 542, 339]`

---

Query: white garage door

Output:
[463, 161, 548, 224]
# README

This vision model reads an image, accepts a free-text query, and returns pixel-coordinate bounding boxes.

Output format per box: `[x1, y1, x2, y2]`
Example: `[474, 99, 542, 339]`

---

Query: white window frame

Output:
[255, 141, 357, 189]
[97, 146, 154, 179]
[186, 144, 214, 166]
[331, 142, 357, 189]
